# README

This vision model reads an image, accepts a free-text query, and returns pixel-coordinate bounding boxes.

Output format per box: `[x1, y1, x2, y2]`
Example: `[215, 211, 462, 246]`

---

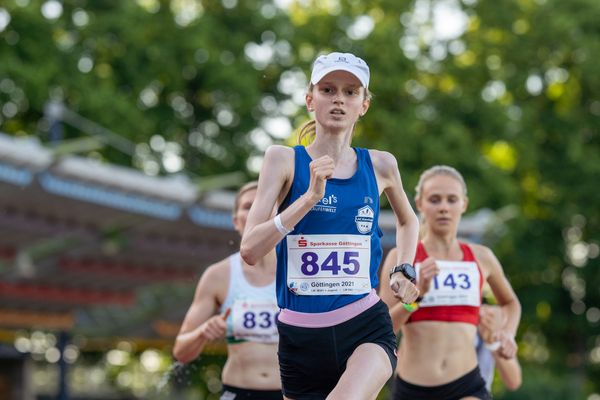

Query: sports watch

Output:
[389, 263, 416, 284]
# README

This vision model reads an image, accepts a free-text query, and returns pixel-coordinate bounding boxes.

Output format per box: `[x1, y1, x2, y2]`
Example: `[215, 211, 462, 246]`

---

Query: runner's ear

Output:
[461, 196, 469, 213]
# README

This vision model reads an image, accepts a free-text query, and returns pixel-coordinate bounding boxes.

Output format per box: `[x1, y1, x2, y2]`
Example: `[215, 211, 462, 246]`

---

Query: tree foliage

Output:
[1, 0, 599, 398]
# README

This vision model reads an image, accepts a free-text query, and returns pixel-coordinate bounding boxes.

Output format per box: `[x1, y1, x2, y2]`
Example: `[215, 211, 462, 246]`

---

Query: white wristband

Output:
[485, 341, 501, 351]
[274, 214, 293, 235]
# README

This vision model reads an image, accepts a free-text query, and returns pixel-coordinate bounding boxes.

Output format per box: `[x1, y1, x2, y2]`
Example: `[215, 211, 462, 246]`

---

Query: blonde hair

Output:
[297, 119, 317, 146]
[415, 165, 467, 200]
[233, 181, 258, 215]
[415, 165, 467, 239]
[297, 83, 373, 145]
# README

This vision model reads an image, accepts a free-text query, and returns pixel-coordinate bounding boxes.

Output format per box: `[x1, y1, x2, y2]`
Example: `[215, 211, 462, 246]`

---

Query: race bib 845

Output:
[286, 234, 372, 295]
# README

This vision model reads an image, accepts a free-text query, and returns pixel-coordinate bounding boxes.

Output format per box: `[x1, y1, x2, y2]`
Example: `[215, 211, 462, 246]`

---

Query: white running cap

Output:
[310, 52, 370, 88]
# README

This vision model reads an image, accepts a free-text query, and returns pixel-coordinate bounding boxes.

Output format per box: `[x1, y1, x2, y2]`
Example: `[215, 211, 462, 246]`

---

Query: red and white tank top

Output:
[407, 241, 483, 325]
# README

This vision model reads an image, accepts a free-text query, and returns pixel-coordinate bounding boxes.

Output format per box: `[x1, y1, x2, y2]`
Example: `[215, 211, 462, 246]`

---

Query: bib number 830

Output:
[300, 251, 360, 276]
[242, 311, 279, 329]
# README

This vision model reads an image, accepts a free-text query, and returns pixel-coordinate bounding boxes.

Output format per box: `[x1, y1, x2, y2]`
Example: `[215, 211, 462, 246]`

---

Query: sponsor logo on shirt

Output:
[355, 205, 374, 234]
[311, 194, 337, 213]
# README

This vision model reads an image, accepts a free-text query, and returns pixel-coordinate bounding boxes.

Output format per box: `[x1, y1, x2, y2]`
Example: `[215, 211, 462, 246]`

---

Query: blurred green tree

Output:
[1, 0, 599, 398]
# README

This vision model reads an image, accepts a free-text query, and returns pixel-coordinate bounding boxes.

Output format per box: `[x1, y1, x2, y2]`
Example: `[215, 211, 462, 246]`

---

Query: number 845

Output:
[300, 251, 361, 276]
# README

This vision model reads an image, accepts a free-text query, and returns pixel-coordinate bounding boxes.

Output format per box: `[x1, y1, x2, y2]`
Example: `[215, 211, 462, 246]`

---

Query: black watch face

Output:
[402, 264, 416, 281]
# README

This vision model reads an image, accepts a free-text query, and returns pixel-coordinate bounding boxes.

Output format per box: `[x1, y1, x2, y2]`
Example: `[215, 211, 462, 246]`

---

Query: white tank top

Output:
[220, 253, 279, 343]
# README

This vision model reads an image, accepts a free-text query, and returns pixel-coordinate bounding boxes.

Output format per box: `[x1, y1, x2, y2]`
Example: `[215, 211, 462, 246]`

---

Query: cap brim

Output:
[311, 66, 368, 88]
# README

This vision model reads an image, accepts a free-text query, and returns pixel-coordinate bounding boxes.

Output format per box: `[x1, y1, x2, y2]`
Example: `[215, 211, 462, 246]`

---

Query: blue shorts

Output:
[392, 366, 491, 400]
[276, 300, 397, 400]
[221, 384, 282, 399]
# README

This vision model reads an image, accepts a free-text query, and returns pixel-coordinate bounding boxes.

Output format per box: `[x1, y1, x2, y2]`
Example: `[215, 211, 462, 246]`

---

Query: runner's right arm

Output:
[241, 145, 331, 265]
[173, 262, 227, 363]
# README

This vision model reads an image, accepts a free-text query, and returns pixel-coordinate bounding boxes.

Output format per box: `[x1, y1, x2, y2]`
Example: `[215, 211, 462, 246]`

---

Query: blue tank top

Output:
[276, 146, 383, 313]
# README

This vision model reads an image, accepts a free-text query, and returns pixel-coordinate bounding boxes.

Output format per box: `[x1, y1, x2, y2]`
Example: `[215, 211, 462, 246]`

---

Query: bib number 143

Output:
[432, 272, 471, 290]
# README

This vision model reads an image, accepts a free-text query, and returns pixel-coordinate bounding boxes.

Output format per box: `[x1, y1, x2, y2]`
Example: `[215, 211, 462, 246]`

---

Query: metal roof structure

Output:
[0, 132, 240, 343]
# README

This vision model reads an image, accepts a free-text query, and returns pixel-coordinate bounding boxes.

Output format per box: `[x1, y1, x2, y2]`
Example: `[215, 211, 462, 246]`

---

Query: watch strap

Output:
[389, 263, 416, 283]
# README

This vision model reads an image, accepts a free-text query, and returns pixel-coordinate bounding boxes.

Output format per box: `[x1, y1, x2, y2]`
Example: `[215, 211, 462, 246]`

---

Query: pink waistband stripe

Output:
[278, 290, 380, 328]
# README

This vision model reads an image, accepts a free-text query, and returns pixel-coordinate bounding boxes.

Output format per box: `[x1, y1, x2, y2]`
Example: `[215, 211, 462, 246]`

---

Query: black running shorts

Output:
[277, 300, 397, 399]
[221, 384, 283, 399]
[392, 366, 492, 400]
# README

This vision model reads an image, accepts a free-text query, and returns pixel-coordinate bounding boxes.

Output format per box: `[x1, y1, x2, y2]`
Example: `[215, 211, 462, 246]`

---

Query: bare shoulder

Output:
[202, 256, 230, 279]
[368, 149, 398, 174]
[264, 144, 295, 165]
[368, 149, 402, 193]
[469, 242, 495, 262]
[469, 243, 502, 275]
[196, 256, 231, 297]
[261, 145, 295, 185]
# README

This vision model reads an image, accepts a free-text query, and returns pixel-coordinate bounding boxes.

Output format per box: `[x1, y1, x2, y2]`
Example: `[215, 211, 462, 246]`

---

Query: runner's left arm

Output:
[379, 248, 413, 333]
[370, 149, 419, 303]
[474, 244, 521, 359]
